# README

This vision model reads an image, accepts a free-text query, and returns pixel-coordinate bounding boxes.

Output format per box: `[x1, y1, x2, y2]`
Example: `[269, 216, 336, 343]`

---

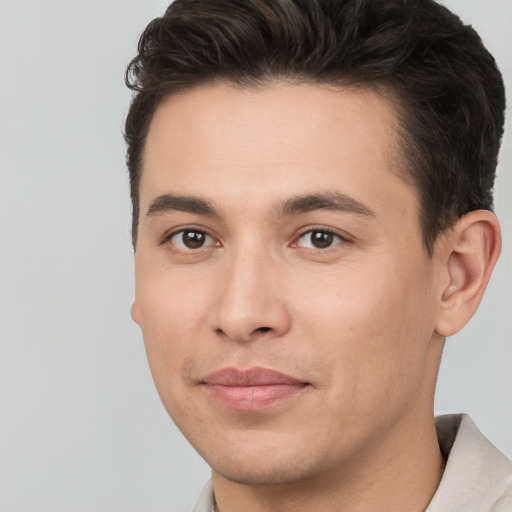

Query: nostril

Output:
[255, 327, 272, 333]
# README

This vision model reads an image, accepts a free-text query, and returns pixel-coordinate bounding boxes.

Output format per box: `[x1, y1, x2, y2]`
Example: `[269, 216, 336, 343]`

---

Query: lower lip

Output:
[204, 383, 308, 411]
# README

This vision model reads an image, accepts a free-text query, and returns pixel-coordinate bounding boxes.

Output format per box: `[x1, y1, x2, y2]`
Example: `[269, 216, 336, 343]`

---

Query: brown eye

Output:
[296, 230, 342, 249]
[169, 230, 213, 250]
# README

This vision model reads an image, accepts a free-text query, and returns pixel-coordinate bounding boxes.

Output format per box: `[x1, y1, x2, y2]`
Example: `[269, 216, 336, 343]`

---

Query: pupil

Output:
[183, 231, 205, 249]
[311, 231, 333, 248]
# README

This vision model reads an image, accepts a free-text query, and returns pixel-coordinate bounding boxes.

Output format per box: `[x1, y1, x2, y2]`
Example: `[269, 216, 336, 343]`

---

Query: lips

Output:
[201, 367, 309, 411]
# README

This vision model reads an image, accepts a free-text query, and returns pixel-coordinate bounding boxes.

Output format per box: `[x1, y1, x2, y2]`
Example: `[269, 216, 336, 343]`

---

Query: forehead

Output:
[140, 81, 414, 219]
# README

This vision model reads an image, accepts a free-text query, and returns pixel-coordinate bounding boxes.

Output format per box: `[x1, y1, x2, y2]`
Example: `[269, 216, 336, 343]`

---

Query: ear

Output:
[435, 210, 501, 337]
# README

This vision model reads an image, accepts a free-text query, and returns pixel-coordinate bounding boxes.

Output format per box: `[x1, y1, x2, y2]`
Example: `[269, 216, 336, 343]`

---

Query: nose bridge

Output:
[212, 242, 290, 342]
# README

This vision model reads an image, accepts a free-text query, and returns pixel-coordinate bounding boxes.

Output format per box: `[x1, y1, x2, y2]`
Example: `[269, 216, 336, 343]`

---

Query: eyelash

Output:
[160, 226, 351, 253]
[160, 227, 219, 251]
[291, 227, 350, 250]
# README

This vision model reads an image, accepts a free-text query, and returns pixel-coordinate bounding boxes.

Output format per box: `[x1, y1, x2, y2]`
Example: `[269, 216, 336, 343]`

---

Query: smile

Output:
[201, 367, 310, 411]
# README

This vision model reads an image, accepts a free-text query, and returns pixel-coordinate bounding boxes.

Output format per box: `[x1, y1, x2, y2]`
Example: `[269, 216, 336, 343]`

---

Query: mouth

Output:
[201, 367, 310, 412]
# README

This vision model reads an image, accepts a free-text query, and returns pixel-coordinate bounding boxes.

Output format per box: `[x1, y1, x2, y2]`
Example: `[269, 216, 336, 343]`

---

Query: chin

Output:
[212, 457, 317, 486]
[200, 433, 328, 487]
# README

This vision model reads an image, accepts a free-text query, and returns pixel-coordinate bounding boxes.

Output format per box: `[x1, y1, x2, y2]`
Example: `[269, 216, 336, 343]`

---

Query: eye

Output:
[167, 229, 216, 250]
[294, 230, 344, 249]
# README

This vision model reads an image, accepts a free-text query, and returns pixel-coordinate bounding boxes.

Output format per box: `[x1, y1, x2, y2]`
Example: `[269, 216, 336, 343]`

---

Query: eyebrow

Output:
[278, 192, 375, 217]
[145, 191, 375, 219]
[147, 194, 220, 217]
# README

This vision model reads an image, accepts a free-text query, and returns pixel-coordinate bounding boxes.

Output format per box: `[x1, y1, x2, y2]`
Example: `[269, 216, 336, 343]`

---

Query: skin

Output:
[131, 82, 501, 512]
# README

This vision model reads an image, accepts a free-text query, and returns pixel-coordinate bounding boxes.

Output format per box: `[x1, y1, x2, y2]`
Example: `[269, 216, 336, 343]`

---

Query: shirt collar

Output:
[427, 414, 512, 511]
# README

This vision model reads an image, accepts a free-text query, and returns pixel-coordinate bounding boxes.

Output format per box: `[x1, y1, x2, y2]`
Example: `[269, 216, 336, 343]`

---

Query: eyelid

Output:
[293, 226, 351, 241]
[158, 224, 352, 251]
[159, 226, 221, 249]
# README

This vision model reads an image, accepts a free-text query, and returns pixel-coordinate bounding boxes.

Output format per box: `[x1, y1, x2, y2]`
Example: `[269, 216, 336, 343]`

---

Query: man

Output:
[125, 0, 511, 510]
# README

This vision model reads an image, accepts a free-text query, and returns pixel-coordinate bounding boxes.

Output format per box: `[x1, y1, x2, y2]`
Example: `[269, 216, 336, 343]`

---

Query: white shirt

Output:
[192, 414, 512, 512]
[428, 414, 512, 511]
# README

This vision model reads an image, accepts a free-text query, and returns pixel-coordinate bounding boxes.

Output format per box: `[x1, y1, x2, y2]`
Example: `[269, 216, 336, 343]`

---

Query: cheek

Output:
[134, 267, 211, 391]
[292, 256, 435, 406]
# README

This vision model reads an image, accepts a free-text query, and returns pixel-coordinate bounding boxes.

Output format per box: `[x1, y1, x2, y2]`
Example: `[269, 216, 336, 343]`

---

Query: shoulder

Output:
[428, 414, 512, 512]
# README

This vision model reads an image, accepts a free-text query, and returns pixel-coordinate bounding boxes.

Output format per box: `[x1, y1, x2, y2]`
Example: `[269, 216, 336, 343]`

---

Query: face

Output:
[132, 82, 444, 486]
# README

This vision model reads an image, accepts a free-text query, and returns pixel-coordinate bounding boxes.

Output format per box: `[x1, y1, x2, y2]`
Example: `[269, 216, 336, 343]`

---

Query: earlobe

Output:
[131, 301, 141, 326]
[435, 210, 501, 337]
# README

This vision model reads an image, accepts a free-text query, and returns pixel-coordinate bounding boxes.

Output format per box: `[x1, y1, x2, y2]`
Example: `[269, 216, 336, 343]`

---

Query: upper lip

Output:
[202, 367, 307, 386]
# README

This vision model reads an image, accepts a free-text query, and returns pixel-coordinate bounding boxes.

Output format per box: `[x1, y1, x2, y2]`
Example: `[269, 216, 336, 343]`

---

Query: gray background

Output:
[0, 1, 510, 511]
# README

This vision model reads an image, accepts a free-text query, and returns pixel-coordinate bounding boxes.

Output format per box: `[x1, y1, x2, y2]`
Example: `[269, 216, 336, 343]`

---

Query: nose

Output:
[211, 250, 291, 343]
